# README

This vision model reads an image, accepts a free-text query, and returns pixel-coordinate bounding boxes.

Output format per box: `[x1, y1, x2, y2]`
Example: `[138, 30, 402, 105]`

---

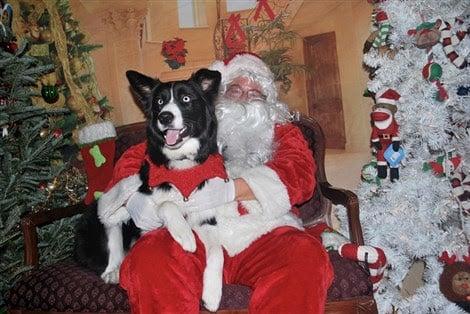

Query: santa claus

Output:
[102, 53, 333, 313]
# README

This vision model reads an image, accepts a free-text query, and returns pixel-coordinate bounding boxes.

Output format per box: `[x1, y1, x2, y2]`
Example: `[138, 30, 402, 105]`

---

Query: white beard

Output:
[216, 97, 290, 177]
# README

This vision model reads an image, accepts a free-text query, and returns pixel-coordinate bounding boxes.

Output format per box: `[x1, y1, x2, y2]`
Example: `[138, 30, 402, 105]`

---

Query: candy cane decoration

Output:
[339, 243, 388, 291]
[439, 19, 468, 69]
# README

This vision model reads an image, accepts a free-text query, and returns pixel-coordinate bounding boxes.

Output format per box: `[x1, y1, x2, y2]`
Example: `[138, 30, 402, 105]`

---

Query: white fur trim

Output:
[97, 174, 141, 224]
[239, 165, 291, 217]
[78, 121, 116, 145]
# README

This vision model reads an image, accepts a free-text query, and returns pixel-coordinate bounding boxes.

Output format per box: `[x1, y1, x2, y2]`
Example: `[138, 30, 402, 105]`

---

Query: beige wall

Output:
[71, 0, 372, 152]
[286, 0, 373, 152]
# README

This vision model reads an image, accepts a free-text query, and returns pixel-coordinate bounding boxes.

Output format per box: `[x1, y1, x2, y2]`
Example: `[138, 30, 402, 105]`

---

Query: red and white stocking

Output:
[439, 19, 468, 69]
[339, 243, 387, 291]
[78, 121, 116, 205]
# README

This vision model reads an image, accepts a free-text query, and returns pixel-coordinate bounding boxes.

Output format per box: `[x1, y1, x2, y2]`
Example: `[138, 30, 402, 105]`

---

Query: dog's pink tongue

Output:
[165, 129, 180, 146]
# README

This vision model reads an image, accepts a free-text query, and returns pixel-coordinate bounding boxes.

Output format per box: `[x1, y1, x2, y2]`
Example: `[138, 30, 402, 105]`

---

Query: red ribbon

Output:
[253, 0, 275, 21]
[225, 14, 246, 53]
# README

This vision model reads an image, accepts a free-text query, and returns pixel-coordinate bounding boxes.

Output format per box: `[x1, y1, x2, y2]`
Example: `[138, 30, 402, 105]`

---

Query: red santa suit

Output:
[370, 118, 400, 165]
[105, 53, 333, 313]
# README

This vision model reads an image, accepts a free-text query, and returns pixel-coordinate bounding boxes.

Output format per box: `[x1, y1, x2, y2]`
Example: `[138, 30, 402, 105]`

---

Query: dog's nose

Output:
[158, 111, 174, 125]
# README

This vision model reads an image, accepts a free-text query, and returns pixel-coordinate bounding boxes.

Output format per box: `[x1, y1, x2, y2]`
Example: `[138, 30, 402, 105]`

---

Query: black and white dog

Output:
[74, 68, 227, 310]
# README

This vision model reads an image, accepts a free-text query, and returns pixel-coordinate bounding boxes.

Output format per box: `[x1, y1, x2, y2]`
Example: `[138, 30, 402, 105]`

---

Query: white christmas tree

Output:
[342, 0, 470, 312]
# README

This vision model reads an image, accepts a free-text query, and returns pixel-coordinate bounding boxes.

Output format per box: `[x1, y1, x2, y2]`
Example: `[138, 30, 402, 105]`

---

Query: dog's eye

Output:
[157, 99, 164, 105]
[182, 96, 191, 103]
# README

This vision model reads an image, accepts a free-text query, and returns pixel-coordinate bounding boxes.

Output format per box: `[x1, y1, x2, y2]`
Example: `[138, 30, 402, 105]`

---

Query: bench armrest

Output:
[20, 202, 87, 267]
[320, 182, 364, 245]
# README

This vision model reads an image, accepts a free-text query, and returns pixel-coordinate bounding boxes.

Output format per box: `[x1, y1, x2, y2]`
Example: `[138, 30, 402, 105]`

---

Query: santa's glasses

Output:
[225, 84, 266, 101]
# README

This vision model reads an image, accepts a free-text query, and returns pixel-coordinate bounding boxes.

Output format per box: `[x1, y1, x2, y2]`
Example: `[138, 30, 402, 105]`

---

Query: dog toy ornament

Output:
[370, 88, 402, 181]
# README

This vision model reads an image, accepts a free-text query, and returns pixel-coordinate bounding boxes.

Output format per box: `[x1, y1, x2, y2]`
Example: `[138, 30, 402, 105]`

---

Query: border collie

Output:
[74, 68, 226, 311]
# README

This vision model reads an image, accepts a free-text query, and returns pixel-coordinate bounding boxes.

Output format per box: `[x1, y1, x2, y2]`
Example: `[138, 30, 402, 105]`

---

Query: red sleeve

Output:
[105, 142, 147, 191]
[266, 123, 317, 206]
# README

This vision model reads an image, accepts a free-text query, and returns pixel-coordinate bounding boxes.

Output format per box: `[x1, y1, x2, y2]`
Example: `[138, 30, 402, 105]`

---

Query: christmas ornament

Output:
[78, 121, 116, 205]
[161, 38, 187, 70]
[1, 40, 17, 54]
[457, 86, 470, 96]
[340, 243, 387, 291]
[370, 88, 401, 181]
[46, 180, 57, 192]
[450, 169, 470, 215]
[52, 128, 63, 138]
[423, 153, 462, 177]
[320, 227, 388, 291]
[439, 251, 470, 312]
[39, 128, 49, 138]
[361, 160, 381, 185]
[39, 29, 52, 42]
[224, 14, 247, 59]
[438, 19, 468, 69]
[422, 61, 448, 102]
[2, 124, 8, 137]
[41, 84, 59, 104]
[253, 0, 276, 22]
[372, 10, 391, 48]
[408, 20, 442, 49]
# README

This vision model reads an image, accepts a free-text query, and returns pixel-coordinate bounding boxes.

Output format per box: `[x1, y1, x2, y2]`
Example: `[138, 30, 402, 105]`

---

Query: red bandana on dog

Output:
[105, 142, 227, 198]
[145, 153, 227, 198]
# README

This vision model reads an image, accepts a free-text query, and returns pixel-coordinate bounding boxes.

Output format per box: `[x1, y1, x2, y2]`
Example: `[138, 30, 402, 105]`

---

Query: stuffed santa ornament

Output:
[370, 88, 402, 181]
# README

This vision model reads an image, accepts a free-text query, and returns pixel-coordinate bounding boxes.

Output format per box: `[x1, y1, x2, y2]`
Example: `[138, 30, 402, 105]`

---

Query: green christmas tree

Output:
[0, 26, 84, 308]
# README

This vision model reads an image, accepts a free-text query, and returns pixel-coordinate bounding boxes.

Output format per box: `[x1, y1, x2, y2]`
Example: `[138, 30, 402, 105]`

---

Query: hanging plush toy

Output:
[370, 88, 403, 181]
[439, 251, 470, 312]
[422, 61, 449, 102]
[372, 10, 391, 49]
[408, 20, 442, 49]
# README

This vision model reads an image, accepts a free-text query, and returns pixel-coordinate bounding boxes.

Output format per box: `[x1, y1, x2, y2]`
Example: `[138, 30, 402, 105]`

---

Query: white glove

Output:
[178, 177, 236, 213]
[126, 192, 164, 231]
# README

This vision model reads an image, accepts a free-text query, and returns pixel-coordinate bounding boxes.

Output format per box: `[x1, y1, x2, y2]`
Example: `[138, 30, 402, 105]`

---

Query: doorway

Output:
[303, 32, 346, 149]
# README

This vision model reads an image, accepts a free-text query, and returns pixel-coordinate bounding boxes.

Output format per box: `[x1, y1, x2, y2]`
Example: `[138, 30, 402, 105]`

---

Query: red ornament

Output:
[52, 129, 63, 138]
[39, 182, 47, 190]
[1, 41, 17, 54]
[224, 14, 247, 59]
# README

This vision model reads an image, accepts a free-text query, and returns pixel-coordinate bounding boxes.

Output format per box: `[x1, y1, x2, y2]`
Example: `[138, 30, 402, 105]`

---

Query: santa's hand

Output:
[178, 177, 236, 212]
[126, 192, 163, 231]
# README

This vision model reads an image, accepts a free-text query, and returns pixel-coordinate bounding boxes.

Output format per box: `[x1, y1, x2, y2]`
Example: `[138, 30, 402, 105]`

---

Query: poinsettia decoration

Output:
[161, 37, 188, 70]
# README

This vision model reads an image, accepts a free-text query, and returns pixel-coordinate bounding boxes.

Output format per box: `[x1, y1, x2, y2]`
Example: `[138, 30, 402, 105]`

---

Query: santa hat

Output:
[375, 10, 389, 23]
[373, 88, 400, 113]
[209, 52, 278, 103]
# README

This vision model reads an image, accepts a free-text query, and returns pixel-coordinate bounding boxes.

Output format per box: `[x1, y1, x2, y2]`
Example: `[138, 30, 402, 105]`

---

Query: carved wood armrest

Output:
[20, 202, 88, 267]
[319, 182, 364, 245]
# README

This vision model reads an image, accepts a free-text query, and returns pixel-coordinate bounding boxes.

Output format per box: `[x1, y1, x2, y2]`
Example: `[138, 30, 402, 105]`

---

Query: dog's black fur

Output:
[74, 69, 221, 274]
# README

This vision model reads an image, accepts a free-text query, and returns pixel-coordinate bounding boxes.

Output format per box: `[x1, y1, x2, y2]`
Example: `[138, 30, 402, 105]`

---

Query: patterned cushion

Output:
[6, 252, 371, 312]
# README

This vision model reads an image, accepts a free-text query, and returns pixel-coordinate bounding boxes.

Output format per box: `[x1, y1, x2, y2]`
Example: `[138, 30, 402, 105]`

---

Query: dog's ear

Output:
[191, 69, 221, 96]
[126, 70, 160, 101]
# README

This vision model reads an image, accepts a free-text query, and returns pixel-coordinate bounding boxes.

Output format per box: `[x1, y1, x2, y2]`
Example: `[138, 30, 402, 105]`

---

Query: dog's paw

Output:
[202, 283, 222, 312]
[168, 223, 196, 252]
[101, 268, 120, 284]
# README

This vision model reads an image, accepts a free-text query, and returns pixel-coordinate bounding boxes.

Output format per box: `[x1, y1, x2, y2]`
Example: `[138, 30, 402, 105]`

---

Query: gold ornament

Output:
[40, 29, 52, 42]
[40, 128, 49, 138]
[46, 180, 57, 192]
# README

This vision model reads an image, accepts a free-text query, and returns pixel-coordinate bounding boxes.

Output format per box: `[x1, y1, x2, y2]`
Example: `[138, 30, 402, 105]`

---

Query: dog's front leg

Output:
[202, 243, 224, 312]
[158, 201, 196, 252]
[101, 223, 124, 284]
